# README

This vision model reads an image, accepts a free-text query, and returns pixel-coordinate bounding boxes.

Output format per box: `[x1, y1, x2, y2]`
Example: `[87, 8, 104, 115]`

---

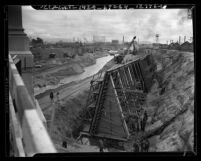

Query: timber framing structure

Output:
[83, 53, 157, 141]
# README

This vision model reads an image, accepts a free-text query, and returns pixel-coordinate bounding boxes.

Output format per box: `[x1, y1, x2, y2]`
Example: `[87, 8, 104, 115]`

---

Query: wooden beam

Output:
[127, 66, 134, 85]
[110, 74, 130, 139]
[131, 63, 140, 90]
[122, 67, 129, 87]
[128, 64, 137, 86]
[131, 63, 137, 80]
[117, 71, 130, 113]
[90, 73, 108, 134]
[94, 133, 128, 142]
[136, 62, 145, 90]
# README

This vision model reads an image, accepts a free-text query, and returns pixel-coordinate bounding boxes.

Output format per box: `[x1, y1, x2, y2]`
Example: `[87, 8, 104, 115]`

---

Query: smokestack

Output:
[190, 37, 193, 42]
[179, 36, 181, 45]
[123, 36, 124, 45]
[184, 36, 186, 43]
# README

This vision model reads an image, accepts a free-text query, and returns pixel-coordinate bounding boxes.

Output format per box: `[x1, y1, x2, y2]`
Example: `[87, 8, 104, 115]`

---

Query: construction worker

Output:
[139, 108, 145, 131]
[132, 115, 137, 133]
[127, 116, 133, 133]
[133, 142, 140, 152]
[142, 110, 148, 131]
[145, 139, 150, 152]
[129, 113, 138, 133]
[99, 139, 104, 152]
[56, 92, 60, 104]
[135, 110, 141, 131]
[62, 141, 67, 149]
[56, 92, 59, 99]
[141, 139, 149, 152]
[50, 91, 54, 104]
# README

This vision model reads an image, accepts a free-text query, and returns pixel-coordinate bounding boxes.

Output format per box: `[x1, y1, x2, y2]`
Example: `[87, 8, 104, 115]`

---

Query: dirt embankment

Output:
[43, 82, 96, 152]
[53, 50, 194, 152]
[144, 50, 194, 152]
[38, 58, 115, 152]
[33, 52, 108, 88]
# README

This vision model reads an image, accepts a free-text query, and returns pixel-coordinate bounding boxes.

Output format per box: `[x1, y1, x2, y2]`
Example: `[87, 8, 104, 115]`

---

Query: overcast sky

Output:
[22, 6, 193, 44]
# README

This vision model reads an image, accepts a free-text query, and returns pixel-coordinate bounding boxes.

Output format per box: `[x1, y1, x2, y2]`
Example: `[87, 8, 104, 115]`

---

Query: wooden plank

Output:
[117, 71, 130, 113]
[89, 73, 108, 134]
[125, 66, 133, 86]
[122, 67, 129, 87]
[133, 62, 144, 90]
[131, 63, 139, 82]
[128, 64, 137, 87]
[94, 133, 128, 141]
[127, 66, 134, 85]
[136, 62, 145, 90]
[118, 69, 126, 88]
[133, 62, 140, 80]
[110, 74, 130, 139]
[97, 127, 127, 137]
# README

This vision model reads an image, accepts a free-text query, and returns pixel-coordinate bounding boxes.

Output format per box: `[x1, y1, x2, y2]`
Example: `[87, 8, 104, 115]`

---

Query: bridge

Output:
[8, 6, 56, 156]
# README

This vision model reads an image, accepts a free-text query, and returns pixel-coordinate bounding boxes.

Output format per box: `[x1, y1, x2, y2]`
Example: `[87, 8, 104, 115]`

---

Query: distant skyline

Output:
[22, 6, 193, 44]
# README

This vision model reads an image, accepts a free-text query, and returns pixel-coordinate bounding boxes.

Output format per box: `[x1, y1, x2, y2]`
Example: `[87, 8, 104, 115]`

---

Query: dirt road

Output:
[37, 76, 92, 114]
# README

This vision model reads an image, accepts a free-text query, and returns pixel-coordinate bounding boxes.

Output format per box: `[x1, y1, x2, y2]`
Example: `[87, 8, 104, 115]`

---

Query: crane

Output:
[114, 36, 138, 64]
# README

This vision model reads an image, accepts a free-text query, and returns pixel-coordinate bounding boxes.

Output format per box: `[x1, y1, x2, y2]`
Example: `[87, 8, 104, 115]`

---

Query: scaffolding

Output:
[81, 53, 156, 144]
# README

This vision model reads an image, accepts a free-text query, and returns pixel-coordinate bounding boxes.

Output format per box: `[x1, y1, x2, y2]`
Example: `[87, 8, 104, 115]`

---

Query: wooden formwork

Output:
[84, 54, 156, 141]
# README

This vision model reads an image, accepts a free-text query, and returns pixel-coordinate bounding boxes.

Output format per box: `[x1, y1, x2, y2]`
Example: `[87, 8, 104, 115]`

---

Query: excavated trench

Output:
[49, 49, 194, 152]
[143, 50, 194, 152]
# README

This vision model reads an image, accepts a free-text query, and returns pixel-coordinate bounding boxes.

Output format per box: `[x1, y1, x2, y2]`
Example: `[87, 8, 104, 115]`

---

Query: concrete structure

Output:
[8, 5, 33, 98]
[8, 6, 56, 156]
[112, 40, 119, 44]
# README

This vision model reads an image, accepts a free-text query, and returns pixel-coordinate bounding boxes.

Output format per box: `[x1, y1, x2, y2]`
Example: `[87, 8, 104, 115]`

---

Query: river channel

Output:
[34, 55, 114, 95]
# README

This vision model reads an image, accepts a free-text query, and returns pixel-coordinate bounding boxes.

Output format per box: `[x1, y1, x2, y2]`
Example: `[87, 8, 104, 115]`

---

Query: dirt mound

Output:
[52, 64, 84, 77]
[45, 89, 89, 139]
[74, 53, 96, 67]
[34, 54, 96, 88]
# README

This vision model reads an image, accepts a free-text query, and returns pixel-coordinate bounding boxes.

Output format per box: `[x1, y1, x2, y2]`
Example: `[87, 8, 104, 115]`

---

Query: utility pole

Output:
[189, 37, 193, 43]
[179, 36, 181, 45]
[155, 34, 159, 43]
